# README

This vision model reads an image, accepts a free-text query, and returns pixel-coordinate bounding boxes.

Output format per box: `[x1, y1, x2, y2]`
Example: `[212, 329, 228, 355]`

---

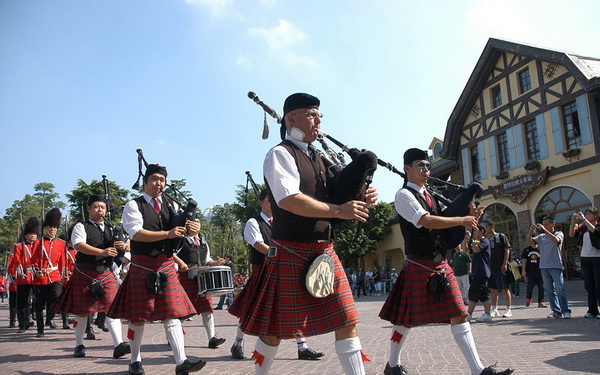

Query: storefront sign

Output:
[490, 167, 549, 204]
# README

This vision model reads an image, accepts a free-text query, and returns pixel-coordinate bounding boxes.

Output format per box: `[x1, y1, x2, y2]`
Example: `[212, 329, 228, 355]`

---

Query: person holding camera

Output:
[569, 208, 600, 319]
[528, 216, 571, 319]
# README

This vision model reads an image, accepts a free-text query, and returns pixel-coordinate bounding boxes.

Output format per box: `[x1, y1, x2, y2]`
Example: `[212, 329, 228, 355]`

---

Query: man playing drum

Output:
[236, 93, 378, 375]
[108, 163, 206, 375]
[379, 148, 514, 375]
[173, 220, 227, 349]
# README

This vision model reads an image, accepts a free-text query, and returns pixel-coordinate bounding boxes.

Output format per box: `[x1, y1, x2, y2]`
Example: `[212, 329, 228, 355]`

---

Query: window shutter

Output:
[514, 123, 526, 166]
[477, 141, 487, 180]
[488, 137, 498, 176]
[576, 94, 592, 146]
[536, 114, 549, 159]
[506, 127, 517, 170]
[461, 147, 471, 185]
[550, 107, 564, 154]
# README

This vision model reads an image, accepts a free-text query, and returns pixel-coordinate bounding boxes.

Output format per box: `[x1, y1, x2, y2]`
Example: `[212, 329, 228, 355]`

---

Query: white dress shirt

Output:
[244, 212, 271, 246]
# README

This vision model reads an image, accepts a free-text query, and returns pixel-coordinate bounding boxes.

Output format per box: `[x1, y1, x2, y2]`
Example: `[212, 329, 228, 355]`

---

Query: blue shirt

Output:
[471, 238, 491, 278]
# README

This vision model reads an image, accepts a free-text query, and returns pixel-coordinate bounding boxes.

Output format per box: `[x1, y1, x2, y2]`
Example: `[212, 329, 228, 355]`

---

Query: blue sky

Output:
[2, 0, 600, 217]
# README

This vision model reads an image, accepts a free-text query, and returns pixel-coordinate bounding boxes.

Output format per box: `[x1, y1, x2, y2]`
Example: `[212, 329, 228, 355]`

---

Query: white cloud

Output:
[183, 0, 234, 15]
[247, 19, 316, 68]
[236, 55, 252, 68]
[259, 0, 278, 7]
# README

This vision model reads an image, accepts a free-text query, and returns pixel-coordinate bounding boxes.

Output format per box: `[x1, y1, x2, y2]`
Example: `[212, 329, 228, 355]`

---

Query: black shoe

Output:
[208, 336, 226, 348]
[113, 342, 131, 358]
[175, 359, 207, 375]
[298, 348, 325, 360]
[9, 322, 16, 328]
[17, 328, 26, 333]
[129, 361, 145, 375]
[36, 332, 44, 338]
[480, 366, 515, 375]
[231, 344, 244, 359]
[214, 307, 223, 310]
[384, 363, 408, 375]
[62, 324, 71, 329]
[74, 344, 86, 358]
[86, 327, 96, 340]
[47, 320, 57, 329]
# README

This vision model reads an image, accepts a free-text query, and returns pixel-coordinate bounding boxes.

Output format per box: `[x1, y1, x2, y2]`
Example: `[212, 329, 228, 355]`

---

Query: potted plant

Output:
[562, 148, 581, 160]
[524, 160, 541, 171]
[495, 170, 509, 180]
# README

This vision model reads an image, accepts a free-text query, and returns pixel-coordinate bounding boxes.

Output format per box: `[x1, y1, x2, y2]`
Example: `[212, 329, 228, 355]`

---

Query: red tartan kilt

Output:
[54, 267, 119, 315]
[177, 272, 213, 314]
[379, 258, 467, 327]
[107, 254, 196, 323]
[237, 240, 359, 339]
[229, 265, 261, 318]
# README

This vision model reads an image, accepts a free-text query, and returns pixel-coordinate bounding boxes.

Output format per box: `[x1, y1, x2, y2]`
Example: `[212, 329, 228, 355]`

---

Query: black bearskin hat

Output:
[22, 217, 40, 236]
[403, 148, 428, 166]
[42, 208, 62, 228]
[144, 164, 168, 182]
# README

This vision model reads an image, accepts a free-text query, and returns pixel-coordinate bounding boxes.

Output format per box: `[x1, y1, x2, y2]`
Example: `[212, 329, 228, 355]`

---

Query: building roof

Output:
[442, 38, 600, 161]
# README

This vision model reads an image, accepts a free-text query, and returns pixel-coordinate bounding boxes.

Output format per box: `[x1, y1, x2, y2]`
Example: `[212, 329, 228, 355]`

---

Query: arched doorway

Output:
[534, 186, 592, 279]
[481, 203, 519, 250]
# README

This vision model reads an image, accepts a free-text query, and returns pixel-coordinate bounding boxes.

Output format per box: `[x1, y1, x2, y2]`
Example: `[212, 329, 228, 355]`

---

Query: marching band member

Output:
[108, 164, 206, 375]
[31, 208, 67, 338]
[13, 217, 38, 333]
[54, 195, 131, 359]
[173, 221, 226, 349]
[379, 148, 513, 375]
[229, 189, 324, 361]
[237, 93, 377, 375]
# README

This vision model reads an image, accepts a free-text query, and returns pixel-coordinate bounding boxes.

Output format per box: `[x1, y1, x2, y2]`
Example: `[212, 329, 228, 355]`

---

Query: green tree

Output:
[0, 183, 66, 262]
[333, 202, 394, 267]
[65, 178, 132, 224]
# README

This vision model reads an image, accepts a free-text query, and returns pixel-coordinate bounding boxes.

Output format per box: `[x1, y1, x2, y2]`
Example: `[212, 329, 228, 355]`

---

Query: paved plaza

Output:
[0, 279, 598, 374]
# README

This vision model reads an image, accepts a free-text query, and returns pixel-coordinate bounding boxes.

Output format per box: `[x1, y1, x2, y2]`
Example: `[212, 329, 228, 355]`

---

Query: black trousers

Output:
[16, 284, 34, 310]
[526, 275, 544, 303]
[581, 257, 600, 316]
[33, 281, 62, 315]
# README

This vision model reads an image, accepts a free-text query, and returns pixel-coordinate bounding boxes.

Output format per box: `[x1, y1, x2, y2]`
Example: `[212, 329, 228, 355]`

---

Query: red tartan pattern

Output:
[177, 272, 213, 314]
[237, 240, 359, 339]
[107, 254, 196, 323]
[53, 267, 119, 315]
[379, 258, 467, 327]
[228, 265, 261, 318]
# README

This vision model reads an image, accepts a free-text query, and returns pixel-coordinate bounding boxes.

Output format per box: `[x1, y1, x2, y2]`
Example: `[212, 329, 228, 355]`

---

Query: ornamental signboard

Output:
[490, 167, 549, 204]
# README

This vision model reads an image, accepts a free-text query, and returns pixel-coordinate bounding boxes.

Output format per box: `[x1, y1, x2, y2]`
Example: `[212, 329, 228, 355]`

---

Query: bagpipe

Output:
[101, 174, 127, 266]
[248, 91, 483, 249]
[131, 149, 198, 252]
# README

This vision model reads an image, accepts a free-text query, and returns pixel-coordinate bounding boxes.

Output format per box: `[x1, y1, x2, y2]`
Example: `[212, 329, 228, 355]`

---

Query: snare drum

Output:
[197, 266, 233, 296]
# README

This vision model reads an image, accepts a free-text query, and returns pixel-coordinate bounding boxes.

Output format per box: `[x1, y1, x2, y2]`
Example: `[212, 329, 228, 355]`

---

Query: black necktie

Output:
[307, 144, 318, 162]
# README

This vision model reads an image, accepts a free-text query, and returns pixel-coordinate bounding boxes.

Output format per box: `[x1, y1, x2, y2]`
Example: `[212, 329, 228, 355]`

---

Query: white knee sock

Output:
[128, 323, 145, 363]
[164, 319, 187, 366]
[233, 324, 244, 347]
[335, 337, 365, 375]
[73, 315, 87, 347]
[295, 337, 308, 350]
[389, 325, 411, 367]
[201, 312, 215, 341]
[451, 322, 485, 375]
[253, 338, 278, 375]
[105, 316, 123, 347]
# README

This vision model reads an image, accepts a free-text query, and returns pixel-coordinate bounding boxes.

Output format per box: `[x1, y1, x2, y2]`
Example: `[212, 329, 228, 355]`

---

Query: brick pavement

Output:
[0, 280, 598, 374]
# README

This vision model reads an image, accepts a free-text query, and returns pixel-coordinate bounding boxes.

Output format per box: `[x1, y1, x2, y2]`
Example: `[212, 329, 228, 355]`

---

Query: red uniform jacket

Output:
[13, 242, 35, 285]
[6, 253, 18, 292]
[31, 237, 67, 285]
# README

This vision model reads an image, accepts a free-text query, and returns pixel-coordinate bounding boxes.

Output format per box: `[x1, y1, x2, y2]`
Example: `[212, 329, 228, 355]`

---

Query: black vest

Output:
[75, 221, 114, 267]
[266, 140, 331, 242]
[177, 234, 209, 266]
[398, 187, 444, 259]
[248, 215, 271, 266]
[130, 196, 175, 256]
